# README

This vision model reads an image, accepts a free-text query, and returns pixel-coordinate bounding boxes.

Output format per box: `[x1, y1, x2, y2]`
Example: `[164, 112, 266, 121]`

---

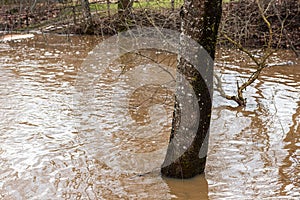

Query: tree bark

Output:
[118, 0, 133, 16]
[81, 0, 93, 32]
[161, 0, 222, 179]
[117, 0, 133, 31]
[171, 0, 175, 11]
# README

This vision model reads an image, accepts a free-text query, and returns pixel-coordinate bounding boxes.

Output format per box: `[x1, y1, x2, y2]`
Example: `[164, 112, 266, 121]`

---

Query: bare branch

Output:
[222, 33, 260, 66]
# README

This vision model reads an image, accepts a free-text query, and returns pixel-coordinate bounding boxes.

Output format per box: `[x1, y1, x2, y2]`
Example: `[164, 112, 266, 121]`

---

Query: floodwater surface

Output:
[0, 34, 299, 199]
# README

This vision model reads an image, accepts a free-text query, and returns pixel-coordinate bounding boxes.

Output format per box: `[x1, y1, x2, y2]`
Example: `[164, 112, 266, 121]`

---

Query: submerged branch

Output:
[219, 0, 281, 107]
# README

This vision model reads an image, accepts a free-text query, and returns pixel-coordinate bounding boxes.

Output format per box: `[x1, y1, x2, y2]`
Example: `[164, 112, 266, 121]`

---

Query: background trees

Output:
[1, 0, 298, 46]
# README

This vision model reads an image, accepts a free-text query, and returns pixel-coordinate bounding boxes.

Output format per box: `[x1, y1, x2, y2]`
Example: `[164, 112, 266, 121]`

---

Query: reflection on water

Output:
[0, 34, 299, 199]
[164, 175, 208, 199]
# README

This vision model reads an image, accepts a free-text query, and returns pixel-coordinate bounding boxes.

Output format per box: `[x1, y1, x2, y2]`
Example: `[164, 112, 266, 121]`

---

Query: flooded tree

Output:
[161, 0, 222, 178]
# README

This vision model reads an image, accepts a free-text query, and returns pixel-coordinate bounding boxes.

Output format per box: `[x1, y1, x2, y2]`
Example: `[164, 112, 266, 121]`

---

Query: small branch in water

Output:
[218, 0, 279, 107]
[214, 63, 266, 107]
[214, 73, 246, 106]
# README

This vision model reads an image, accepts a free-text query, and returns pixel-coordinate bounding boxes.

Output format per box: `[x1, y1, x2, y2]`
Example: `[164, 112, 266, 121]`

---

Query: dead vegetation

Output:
[1, 0, 298, 51]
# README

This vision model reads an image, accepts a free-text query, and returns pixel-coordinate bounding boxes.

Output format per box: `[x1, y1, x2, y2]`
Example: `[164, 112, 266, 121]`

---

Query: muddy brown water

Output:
[0, 34, 299, 199]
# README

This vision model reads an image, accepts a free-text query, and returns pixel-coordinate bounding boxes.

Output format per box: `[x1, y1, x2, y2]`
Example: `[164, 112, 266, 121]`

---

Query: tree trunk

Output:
[81, 0, 93, 32]
[161, 0, 222, 179]
[171, 0, 175, 11]
[117, 0, 133, 31]
[118, 0, 133, 16]
[107, 0, 111, 18]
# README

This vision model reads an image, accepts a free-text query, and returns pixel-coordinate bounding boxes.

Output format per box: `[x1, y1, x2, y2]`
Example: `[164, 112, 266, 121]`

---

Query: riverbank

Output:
[0, 1, 299, 51]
